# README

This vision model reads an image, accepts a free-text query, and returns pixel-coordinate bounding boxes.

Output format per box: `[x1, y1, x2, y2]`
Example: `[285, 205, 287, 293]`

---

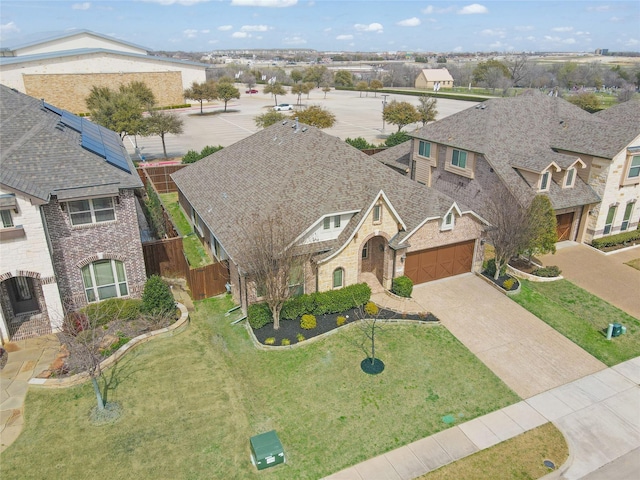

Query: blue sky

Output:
[1, 0, 638, 53]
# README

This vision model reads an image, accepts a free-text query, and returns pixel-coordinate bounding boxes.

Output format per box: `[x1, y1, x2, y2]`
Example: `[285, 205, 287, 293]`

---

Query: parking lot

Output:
[128, 88, 478, 160]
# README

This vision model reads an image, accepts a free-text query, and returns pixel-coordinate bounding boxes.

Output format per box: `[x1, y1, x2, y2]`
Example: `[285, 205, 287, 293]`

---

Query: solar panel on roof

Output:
[81, 137, 107, 157]
[43, 102, 63, 115]
[105, 150, 132, 173]
[60, 111, 83, 132]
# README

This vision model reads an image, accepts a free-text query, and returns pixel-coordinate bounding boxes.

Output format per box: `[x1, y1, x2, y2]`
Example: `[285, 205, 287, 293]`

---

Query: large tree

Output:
[304, 65, 329, 87]
[184, 80, 218, 114]
[144, 110, 184, 158]
[264, 82, 287, 105]
[293, 105, 336, 129]
[566, 92, 601, 112]
[87, 90, 146, 140]
[417, 95, 438, 125]
[369, 79, 383, 97]
[334, 70, 353, 87]
[214, 81, 240, 112]
[523, 195, 557, 262]
[382, 100, 420, 132]
[472, 59, 510, 85]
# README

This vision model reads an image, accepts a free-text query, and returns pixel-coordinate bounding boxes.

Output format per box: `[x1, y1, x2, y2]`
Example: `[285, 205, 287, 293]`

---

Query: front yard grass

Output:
[512, 279, 640, 366]
[625, 258, 640, 271]
[0, 296, 519, 480]
[158, 192, 211, 268]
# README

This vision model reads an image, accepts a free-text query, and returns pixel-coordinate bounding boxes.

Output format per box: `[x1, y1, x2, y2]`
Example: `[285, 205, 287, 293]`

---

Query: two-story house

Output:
[375, 93, 639, 243]
[0, 85, 147, 342]
[172, 121, 488, 313]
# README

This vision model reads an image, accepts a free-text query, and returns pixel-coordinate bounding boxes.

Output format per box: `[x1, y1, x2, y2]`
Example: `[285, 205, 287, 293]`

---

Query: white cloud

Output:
[623, 38, 639, 46]
[336, 34, 353, 40]
[231, 0, 297, 6]
[458, 4, 488, 14]
[201, 29, 210, 34]
[241, 25, 269, 32]
[0, 21, 20, 37]
[422, 6, 433, 14]
[422, 5, 455, 14]
[587, 5, 611, 12]
[453, 46, 463, 52]
[138, 0, 212, 5]
[397, 17, 420, 27]
[183, 29, 198, 38]
[218, 25, 233, 31]
[514, 25, 534, 32]
[232, 31, 249, 38]
[526, 36, 535, 41]
[481, 28, 506, 37]
[563, 38, 577, 44]
[72, 2, 91, 10]
[323, 27, 332, 33]
[283, 36, 307, 45]
[354, 23, 383, 33]
[552, 26, 573, 32]
[575, 31, 590, 36]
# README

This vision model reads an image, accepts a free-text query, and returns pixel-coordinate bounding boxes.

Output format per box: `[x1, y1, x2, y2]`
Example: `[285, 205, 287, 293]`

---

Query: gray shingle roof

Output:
[172, 122, 465, 265]
[371, 142, 411, 175]
[0, 85, 142, 201]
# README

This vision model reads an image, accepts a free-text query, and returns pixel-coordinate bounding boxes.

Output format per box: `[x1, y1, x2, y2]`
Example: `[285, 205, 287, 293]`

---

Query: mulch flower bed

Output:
[481, 272, 520, 292]
[251, 307, 439, 346]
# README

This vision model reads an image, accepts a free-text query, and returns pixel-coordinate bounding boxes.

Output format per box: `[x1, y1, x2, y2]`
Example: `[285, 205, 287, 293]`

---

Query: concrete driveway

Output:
[411, 274, 606, 399]
[540, 243, 640, 320]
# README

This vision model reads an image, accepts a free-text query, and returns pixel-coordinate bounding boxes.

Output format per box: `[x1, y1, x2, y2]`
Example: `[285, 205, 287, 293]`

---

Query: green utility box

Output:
[250, 430, 285, 471]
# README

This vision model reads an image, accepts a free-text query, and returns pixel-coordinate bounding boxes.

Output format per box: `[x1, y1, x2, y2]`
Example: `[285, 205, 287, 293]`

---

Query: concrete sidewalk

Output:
[325, 356, 640, 480]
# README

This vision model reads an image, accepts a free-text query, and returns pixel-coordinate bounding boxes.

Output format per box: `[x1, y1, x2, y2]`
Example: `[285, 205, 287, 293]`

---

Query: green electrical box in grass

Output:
[250, 430, 285, 470]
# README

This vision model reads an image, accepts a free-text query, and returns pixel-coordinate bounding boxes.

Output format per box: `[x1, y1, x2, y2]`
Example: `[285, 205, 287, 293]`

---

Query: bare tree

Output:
[241, 213, 311, 330]
[506, 53, 530, 86]
[483, 188, 531, 280]
[357, 302, 385, 374]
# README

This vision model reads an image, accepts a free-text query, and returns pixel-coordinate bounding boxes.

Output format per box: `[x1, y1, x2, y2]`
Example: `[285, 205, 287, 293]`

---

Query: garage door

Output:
[556, 212, 574, 241]
[404, 240, 475, 284]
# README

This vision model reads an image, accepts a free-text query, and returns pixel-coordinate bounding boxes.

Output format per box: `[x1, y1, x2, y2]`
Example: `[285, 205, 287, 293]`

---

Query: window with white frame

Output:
[332, 268, 344, 288]
[81, 259, 128, 302]
[323, 217, 331, 229]
[334, 215, 341, 228]
[540, 171, 551, 191]
[442, 211, 454, 230]
[627, 155, 640, 180]
[362, 241, 369, 259]
[564, 167, 576, 188]
[451, 149, 467, 169]
[373, 204, 382, 223]
[68, 197, 115, 226]
[621, 202, 635, 231]
[604, 205, 617, 235]
[418, 140, 431, 158]
[1, 209, 14, 228]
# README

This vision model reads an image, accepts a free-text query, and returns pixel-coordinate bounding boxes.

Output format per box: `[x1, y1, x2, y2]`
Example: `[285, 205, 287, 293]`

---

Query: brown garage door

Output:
[404, 240, 475, 284]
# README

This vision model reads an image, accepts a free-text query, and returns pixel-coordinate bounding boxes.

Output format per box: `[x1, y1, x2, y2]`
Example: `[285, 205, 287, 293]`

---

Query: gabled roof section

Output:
[0, 85, 142, 202]
[418, 68, 454, 82]
[372, 142, 411, 175]
[2, 30, 150, 55]
[172, 122, 461, 266]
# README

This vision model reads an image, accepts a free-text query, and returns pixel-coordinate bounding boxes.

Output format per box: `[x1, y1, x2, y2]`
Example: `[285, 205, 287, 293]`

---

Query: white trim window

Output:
[68, 197, 115, 226]
[81, 259, 129, 302]
[540, 171, 551, 191]
[441, 211, 454, 231]
[621, 202, 635, 231]
[323, 217, 331, 229]
[628, 155, 640, 180]
[334, 215, 341, 228]
[332, 267, 344, 288]
[1, 209, 14, 228]
[362, 241, 369, 259]
[373, 204, 382, 223]
[564, 167, 576, 188]
[418, 140, 431, 158]
[603, 205, 617, 235]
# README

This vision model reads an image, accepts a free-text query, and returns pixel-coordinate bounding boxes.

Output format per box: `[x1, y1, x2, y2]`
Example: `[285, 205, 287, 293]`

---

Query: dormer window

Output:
[564, 167, 576, 188]
[540, 171, 551, 191]
[334, 215, 341, 228]
[373, 204, 382, 223]
[323, 217, 331, 229]
[442, 211, 454, 231]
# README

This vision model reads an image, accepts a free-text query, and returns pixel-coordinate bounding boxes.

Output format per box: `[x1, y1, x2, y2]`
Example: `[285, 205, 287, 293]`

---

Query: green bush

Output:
[502, 278, 516, 290]
[100, 332, 131, 357]
[533, 266, 562, 277]
[296, 333, 305, 342]
[384, 131, 411, 147]
[199, 145, 224, 157]
[591, 229, 640, 249]
[280, 283, 371, 319]
[182, 149, 201, 164]
[281, 338, 291, 346]
[141, 275, 176, 316]
[345, 137, 375, 150]
[336, 316, 346, 326]
[82, 298, 142, 326]
[264, 337, 275, 345]
[484, 258, 507, 278]
[300, 314, 317, 330]
[280, 294, 315, 320]
[364, 302, 379, 316]
[248, 303, 272, 329]
[392, 276, 413, 298]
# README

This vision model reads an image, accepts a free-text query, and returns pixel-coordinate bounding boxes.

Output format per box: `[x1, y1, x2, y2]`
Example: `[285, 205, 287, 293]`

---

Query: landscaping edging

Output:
[507, 265, 563, 282]
[477, 273, 521, 296]
[28, 302, 189, 388]
[244, 317, 441, 351]
[585, 242, 640, 256]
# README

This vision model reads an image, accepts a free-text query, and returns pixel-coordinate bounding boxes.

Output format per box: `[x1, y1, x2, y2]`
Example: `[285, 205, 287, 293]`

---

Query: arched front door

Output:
[360, 236, 387, 285]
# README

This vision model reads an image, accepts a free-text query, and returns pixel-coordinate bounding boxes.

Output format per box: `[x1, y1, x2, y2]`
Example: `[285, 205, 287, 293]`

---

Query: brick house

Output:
[375, 94, 639, 243]
[172, 121, 487, 313]
[0, 85, 146, 341]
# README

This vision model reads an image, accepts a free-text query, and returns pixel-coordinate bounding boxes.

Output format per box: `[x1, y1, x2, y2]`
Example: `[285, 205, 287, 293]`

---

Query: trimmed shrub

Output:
[182, 149, 201, 164]
[300, 314, 317, 330]
[345, 137, 375, 150]
[484, 258, 507, 278]
[281, 338, 291, 346]
[533, 266, 562, 277]
[264, 337, 275, 345]
[248, 303, 272, 329]
[296, 333, 305, 342]
[384, 131, 411, 147]
[141, 275, 176, 316]
[82, 298, 142, 326]
[336, 316, 347, 326]
[591, 229, 640, 249]
[364, 302, 379, 316]
[280, 294, 315, 320]
[502, 278, 516, 290]
[280, 282, 371, 319]
[392, 276, 413, 298]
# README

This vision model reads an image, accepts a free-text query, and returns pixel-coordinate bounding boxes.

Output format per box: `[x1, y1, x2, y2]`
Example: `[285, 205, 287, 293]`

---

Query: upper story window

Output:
[441, 211, 454, 231]
[1, 210, 14, 228]
[451, 149, 467, 168]
[372, 204, 382, 223]
[540, 171, 551, 191]
[334, 215, 341, 228]
[323, 217, 331, 229]
[418, 140, 432, 158]
[68, 197, 115, 226]
[628, 155, 640, 179]
[564, 167, 576, 188]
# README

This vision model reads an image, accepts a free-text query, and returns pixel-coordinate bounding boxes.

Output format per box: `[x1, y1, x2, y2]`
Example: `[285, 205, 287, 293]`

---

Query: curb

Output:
[506, 265, 563, 283]
[28, 302, 189, 388]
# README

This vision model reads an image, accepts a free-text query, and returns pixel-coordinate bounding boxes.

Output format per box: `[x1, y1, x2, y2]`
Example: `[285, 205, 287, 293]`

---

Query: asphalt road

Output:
[127, 88, 478, 160]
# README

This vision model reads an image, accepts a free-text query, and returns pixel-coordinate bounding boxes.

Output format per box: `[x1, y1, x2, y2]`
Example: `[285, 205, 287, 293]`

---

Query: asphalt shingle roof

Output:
[0, 85, 142, 201]
[172, 122, 467, 265]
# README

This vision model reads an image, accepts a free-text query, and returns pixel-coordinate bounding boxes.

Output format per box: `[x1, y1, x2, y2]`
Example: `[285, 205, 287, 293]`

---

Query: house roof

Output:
[409, 93, 620, 210]
[371, 142, 412, 175]
[418, 69, 454, 82]
[0, 85, 142, 202]
[172, 122, 470, 266]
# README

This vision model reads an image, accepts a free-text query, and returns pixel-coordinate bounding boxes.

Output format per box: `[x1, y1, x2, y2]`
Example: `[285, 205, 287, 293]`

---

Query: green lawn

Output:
[0, 296, 519, 479]
[512, 280, 640, 366]
[158, 192, 211, 268]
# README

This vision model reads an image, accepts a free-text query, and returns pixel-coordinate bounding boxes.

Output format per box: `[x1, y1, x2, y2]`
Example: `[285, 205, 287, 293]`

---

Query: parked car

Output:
[274, 103, 294, 111]
[246, 89, 258, 94]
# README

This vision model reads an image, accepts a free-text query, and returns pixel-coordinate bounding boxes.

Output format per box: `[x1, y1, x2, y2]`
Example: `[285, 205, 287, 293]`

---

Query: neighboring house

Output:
[414, 68, 454, 90]
[375, 93, 639, 244]
[0, 30, 208, 113]
[172, 121, 488, 313]
[0, 85, 146, 342]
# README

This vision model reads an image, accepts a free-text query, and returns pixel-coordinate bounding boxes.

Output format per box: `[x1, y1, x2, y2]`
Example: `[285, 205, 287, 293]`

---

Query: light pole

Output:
[381, 94, 389, 132]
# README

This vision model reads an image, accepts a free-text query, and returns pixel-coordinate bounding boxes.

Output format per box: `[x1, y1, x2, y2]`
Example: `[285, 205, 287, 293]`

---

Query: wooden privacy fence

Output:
[137, 164, 187, 194]
[142, 237, 229, 300]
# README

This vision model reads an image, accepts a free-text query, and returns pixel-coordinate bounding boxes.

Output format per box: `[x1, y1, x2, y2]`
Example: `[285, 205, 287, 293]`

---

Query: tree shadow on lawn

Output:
[252, 307, 438, 346]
